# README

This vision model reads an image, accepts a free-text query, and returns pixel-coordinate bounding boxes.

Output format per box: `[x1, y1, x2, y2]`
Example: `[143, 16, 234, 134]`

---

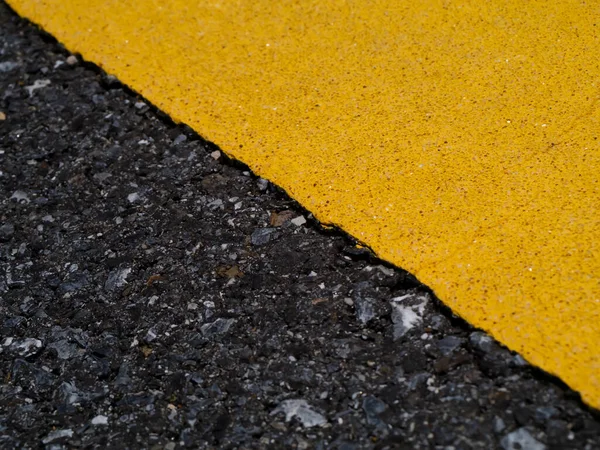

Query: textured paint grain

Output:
[8, 0, 600, 406]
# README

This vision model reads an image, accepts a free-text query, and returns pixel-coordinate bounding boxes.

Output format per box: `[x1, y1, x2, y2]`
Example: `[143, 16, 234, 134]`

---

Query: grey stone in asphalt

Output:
[470, 330, 497, 353]
[500, 427, 547, 450]
[250, 227, 278, 246]
[436, 335, 465, 355]
[200, 318, 235, 337]
[353, 281, 377, 324]
[362, 395, 388, 428]
[0, 222, 14, 241]
[390, 292, 428, 339]
[271, 399, 327, 428]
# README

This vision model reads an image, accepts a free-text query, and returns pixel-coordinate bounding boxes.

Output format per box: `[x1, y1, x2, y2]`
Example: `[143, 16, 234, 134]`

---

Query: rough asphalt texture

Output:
[1, 3, 600, 449]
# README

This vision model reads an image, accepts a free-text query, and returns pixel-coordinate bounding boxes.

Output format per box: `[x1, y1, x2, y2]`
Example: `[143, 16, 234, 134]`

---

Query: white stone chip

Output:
[271, 399, 327, 428]
[91, 415, 109, 425]
[42, 429, 73, 444]
[501, 428, 546, 450]
[390, 293, 429, 339]
[291, 215, 307, 227]
[25, 79, 51, 96]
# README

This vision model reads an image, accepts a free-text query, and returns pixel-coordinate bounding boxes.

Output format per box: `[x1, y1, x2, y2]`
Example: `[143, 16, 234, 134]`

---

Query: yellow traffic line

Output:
[8, 0, 600, 407]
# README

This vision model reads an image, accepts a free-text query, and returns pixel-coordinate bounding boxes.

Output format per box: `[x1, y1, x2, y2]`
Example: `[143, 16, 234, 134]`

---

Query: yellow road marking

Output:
[8, 0, 600, 406]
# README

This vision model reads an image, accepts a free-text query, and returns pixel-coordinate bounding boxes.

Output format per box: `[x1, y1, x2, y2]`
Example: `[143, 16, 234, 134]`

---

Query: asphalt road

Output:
[1, 3, 600, 449]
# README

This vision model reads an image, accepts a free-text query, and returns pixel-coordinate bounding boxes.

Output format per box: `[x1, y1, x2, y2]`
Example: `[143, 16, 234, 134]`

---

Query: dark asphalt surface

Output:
[1, 2, 600, 449]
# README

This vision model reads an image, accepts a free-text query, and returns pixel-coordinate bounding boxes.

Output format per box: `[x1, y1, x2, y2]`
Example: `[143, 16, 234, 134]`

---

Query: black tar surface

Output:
[1, 3, 600, 449]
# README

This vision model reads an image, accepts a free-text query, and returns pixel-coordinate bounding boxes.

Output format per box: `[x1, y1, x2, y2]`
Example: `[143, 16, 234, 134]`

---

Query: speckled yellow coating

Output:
[8, 0, 600, 406]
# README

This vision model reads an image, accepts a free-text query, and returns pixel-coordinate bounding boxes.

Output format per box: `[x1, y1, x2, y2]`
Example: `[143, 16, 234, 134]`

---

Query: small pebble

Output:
[11, 190, 30, 204]
[25, 79, 51, 96]
[127, 192, 141, 203]
[0, 61, 19, 72]
[291, 215, 307, 226]
[271, 399, 327, 428]
[500, 427, 546, 450]
[91, 415, 109, 425]
[173, 134, 187, 145]
[257, 178, 269, 190]
[42, 429, 73, 444]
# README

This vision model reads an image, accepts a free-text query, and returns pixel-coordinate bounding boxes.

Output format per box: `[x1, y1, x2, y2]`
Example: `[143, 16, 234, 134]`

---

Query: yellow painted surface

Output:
[8, 0, 600, 406]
